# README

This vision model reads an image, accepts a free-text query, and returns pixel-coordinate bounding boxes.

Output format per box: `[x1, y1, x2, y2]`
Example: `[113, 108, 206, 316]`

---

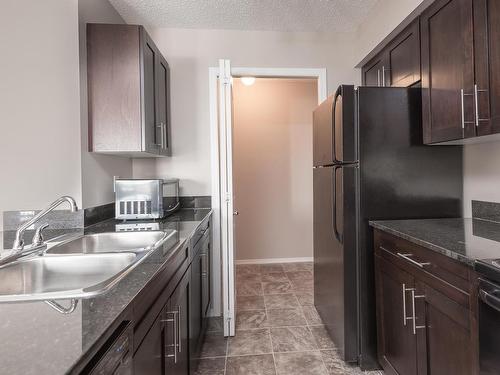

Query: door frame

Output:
[209, 65, 328, 335]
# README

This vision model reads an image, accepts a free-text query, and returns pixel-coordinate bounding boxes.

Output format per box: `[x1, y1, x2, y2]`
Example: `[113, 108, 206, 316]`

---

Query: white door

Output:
[219, 59, 236, 336]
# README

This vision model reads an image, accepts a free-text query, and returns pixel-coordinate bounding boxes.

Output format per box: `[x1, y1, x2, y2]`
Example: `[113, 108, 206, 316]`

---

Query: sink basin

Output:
[0, 253, 138, 302]
[0, 229, 178, 302]
[46, 231, 170, 254]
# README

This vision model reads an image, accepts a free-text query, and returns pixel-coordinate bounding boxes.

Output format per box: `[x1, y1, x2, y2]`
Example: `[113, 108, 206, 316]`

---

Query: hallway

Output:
[195, 263, 384, 375]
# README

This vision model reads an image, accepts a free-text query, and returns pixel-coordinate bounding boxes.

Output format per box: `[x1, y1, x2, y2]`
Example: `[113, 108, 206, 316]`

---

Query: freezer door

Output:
[313, 85, 356, 166]
[313, 165, 358, 362]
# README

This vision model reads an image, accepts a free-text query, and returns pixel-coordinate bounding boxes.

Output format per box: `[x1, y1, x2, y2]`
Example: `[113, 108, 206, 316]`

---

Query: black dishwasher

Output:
[476, 260, 500, 375]
[88, 322, 133, 375]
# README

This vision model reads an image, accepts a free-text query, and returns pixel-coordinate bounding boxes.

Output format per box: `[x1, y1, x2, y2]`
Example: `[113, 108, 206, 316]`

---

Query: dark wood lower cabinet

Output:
[134, 217, 213, 375]
[375, 255, 417, 375]
[166, 270, 191, 375]
[134, 310, 165, 375]
[374, 230, 479, 375]
[190, 224, 212, 373]
[190, 249, 203, 369]
[414, 281, 475, 375]
[134, 266, 195, 375]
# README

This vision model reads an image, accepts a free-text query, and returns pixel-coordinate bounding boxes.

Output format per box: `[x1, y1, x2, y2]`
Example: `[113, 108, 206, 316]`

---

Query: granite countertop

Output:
[370, 218, 500, 266]
[0, 208, 211, 375]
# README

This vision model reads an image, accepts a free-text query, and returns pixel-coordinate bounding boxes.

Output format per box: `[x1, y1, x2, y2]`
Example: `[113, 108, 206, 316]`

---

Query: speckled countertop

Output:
[0, 208, 211, 375]
[370, 218, 500, 266]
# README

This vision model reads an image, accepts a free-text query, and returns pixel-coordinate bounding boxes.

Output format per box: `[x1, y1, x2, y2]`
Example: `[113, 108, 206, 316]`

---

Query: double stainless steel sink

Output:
[0, 230, 177, 302]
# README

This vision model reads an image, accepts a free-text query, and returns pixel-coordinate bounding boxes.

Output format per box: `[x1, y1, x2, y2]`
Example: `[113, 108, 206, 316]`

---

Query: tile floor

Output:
[195, 262, 384, 375]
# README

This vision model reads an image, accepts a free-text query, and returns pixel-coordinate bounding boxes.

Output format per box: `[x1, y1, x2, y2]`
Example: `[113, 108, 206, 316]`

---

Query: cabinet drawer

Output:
[374, 230, 472, 306]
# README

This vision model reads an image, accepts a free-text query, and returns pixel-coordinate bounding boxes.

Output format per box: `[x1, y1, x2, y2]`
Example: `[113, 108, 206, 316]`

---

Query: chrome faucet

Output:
[12, 196, 78, 251]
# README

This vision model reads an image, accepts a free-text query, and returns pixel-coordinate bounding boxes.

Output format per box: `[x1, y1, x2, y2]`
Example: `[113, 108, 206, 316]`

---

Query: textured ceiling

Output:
[109, 0, 380, 32]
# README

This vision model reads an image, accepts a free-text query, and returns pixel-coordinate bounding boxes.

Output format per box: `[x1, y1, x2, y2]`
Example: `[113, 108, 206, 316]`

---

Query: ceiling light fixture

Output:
[241, 76, 256, 86]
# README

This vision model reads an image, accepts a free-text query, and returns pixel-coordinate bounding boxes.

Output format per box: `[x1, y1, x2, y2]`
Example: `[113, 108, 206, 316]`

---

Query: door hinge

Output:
[222, 77, 231, 85]
[225, 193, 231, 202]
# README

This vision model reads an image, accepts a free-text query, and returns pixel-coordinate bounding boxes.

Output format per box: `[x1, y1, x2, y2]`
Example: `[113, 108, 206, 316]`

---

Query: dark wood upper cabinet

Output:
[420, 0, 475, 144]
[386, 20, 421, 88]
[363, 56, 387, 86]
[156, 55, 171, 155]
[420, 0, 500, 144]
[473, 0, 500, 137]
[87, 24, 171, 157]
[362, 19, 420, 88]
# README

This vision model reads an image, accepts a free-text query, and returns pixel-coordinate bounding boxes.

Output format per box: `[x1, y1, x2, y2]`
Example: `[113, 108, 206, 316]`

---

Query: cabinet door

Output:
[134, 312, 164, 375]
[201, 238, 211, 317]
[375, 255, 418, 375]
[190, 250, 203, 369]
[141, 29, 160, 154]
[363, 57, 385, 86]
[387, 20, 421, 87]
[166, 270, 191, 375]
[474, 0, 500, 136]
[420, 0, 475, 143]
[414, 281, 476, 375]
[156, 55, 171, 155]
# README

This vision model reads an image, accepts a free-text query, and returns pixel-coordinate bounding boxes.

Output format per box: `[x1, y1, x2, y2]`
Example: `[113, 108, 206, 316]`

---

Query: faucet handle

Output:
[32, 224, 49, 247]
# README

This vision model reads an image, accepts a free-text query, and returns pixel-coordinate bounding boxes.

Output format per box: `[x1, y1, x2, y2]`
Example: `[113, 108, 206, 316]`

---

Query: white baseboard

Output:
[235, 257, 313, 265]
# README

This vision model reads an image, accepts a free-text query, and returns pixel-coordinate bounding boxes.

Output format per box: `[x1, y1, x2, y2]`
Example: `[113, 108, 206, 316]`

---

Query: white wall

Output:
[78, 0, 133, 208]
[0, 0, 82, 229]
[0, 0, 135, 230]
[463, 143, 500, 216]
[233, 78, 317, 261]
[133, 28, 361, 195]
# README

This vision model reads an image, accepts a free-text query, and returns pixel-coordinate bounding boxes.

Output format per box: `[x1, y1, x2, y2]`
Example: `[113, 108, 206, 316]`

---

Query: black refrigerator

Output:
[313, 85, 463, 369]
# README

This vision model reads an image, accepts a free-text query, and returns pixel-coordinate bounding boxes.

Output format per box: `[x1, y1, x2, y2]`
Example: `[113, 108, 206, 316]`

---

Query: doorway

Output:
[210, 61, 327, 336]
[232, 77, 318, 264]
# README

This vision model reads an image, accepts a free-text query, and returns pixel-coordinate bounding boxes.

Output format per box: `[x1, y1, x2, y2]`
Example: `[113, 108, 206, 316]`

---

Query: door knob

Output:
[233, 211, 239, 216]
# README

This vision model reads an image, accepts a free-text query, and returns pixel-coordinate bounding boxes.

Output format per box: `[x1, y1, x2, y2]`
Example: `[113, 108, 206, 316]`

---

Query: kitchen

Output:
[1, 0, 500, 374]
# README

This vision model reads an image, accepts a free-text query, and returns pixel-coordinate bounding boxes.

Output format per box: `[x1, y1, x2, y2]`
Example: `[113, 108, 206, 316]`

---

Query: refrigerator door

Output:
[313, 85, 357, 167]
[313, 164, 358, 363]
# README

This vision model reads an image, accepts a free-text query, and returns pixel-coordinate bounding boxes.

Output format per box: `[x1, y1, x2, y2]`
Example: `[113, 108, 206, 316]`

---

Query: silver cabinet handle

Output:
[474, 84, 489, 127]
[162, 122, 167, 149]
[402, 283, 414, 326]
[177, 305, 182, 353]
[156, 122, 165, 148]
[162, 310, 178, 363]
[201, 253, 208, 276]
[377, 69, 381, 86]
[396, 252, 431, 268]
[382, 66, 390, 87]
[461, 89, 465, 129]
[410, 289, 426, 335]
[461, 89, 475, 129]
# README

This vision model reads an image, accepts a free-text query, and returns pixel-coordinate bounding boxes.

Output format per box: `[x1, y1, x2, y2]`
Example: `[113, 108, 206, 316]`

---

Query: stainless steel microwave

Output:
[115, 178, 180, 220]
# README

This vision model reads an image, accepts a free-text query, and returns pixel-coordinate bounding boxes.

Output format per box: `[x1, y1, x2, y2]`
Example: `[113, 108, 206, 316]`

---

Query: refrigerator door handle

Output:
[332, 88, 342, 164]
[332, 87, 357, 165]
[332, 165, 343, 243]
